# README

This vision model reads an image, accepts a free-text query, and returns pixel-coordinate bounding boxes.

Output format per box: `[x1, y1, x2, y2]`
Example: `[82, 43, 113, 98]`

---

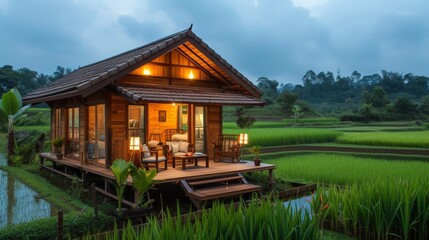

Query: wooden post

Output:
[268, 169, 274, 191]
[57, 210, 63, 240]
[91, 183, 98, 219]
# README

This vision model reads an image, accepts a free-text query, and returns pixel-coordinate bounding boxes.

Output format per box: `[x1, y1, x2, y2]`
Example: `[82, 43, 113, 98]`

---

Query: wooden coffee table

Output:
[173, 154, 209, 170]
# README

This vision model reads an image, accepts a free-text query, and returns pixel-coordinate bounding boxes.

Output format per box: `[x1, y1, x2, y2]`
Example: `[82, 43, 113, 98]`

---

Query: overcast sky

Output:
[1, 0, 428, 84]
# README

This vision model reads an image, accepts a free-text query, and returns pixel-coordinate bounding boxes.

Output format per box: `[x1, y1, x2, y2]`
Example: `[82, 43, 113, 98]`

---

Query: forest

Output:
[258, 70, 429, 121]
[1, 65, 428, 121]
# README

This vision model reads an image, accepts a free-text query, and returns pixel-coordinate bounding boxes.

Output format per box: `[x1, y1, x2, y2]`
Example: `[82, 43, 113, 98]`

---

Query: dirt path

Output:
[260, 145, 429, 156]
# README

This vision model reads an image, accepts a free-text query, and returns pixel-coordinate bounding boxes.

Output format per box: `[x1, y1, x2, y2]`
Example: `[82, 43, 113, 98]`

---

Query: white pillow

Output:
[148, 140, 159, 147]
[171, 143, 179, 153]
[172, 133, 188, 141]
[179, 142, 189, 153]
[142, 144, 150, 158]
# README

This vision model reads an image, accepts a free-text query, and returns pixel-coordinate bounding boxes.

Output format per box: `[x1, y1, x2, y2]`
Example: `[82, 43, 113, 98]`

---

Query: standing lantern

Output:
[238, 133, 248, 163]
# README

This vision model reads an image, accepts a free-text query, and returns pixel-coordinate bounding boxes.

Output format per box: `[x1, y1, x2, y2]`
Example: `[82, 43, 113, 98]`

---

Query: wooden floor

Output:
[39, 153, 275, 184]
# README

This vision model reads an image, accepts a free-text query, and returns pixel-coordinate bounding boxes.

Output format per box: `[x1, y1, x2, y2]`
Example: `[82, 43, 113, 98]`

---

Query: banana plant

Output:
[130, 168, 157, 208]
[0, 88, 31, 165]
[110, 159, 135, 211]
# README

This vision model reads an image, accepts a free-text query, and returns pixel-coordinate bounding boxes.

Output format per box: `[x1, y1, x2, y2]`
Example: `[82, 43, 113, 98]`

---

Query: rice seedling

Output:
[265, 153, 429, 185]
[336, 131, 429, 148]
[313, 180, 429, 239]
[85, 198, 320, 240]
[224, 128, 341, 147]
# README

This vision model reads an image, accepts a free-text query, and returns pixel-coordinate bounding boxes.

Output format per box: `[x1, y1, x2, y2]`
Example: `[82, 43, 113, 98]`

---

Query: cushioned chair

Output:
[140, 144, 168, 172]
[166, 141, 194, 158]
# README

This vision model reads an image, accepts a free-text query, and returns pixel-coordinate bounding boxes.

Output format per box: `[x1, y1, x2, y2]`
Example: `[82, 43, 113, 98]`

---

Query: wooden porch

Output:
[39, 153, 275, 209]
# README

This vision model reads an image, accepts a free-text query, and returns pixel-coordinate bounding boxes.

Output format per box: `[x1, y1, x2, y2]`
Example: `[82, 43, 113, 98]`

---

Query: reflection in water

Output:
[0, 154, 55, 229]
[283, 195, 313, 219]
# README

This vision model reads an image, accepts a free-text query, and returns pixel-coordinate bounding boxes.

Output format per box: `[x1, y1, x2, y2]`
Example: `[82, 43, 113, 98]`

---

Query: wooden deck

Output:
[39, 153, 275, 185]
[39, 153, 275, 208]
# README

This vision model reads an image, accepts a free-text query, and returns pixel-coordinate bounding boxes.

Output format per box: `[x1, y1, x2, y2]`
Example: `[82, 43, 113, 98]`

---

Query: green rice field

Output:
[224, 128, 341, 147]
[336, 131, 429, 148]
[265, 153, 429, 185]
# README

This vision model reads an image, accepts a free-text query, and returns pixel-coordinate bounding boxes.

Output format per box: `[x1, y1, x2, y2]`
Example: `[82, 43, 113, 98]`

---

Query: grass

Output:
[87, 198, 320, 240]
[15, 125, 50, 132]
[0, 163, 89, 213]
[337, 131, 429, 148]
[265, 153, 429, 185]
[314, 180, 429, 239]
[224, 128, 341, 147]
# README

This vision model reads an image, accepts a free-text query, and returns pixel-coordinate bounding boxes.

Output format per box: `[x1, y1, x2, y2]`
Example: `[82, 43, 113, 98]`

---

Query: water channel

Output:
[0, 153, 56, 229]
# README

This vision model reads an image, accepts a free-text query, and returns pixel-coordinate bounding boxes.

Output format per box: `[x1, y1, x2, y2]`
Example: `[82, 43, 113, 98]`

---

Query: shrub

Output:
[0, 213, 111, 240]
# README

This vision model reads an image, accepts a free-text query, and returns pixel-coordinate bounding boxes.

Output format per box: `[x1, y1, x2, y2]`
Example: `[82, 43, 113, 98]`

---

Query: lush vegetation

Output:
[314, 180, 429, 239]
[264, 153, 429, 185]
[337, 131, 429, 148]
[0, 212, 110, 240]
[86, 199, 320, 240]
[224, 128, 341, 147]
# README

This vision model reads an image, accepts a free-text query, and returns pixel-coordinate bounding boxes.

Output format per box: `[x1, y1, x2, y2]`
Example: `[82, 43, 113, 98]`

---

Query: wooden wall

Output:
[109, 92, 128, 162]
[147, 103, 180, 139]
[207, 106, 222, 160]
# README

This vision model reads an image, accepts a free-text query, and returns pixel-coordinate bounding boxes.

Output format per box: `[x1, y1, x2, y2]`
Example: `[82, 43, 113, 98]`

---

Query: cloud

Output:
[0, 0, 428, 84]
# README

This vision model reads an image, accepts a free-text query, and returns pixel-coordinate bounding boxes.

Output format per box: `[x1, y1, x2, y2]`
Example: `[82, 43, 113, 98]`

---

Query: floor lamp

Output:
[129, 136, 141, 164]
[238, 133, 248, 163]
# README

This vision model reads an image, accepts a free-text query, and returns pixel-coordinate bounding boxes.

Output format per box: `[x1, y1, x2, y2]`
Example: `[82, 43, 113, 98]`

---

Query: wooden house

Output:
[23, 27, 264, 169]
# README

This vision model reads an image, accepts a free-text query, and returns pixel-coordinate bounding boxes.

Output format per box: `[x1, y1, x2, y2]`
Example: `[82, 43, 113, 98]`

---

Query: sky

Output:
[0, 0, 428, 84]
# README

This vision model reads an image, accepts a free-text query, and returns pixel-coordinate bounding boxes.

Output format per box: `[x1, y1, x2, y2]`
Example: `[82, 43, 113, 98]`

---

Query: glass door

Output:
[66, 107, 79, 158]
[194, 106, 206, 153]
[128, 105, 145, 146]
[88, 104, 105, 164]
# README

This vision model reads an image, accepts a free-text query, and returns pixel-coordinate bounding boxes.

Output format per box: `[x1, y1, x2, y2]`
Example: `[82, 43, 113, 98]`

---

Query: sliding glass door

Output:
[194, 106, 206, 153]
[88, 104, 105, 164]
[66, 107, 79, 158]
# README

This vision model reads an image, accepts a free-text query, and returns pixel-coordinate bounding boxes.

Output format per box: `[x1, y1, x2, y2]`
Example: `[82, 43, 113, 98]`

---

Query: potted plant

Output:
[249, 145, 262, 166]
[52, 137, 65, 159]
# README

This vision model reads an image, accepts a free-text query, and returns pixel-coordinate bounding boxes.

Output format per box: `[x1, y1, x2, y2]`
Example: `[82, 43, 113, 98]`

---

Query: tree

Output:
[51, 66, 72, 81]
[393, 96, 417, 118]
[235, 108, 255, 129]
[0, 88, 31, 164]
[291, 104, 303, 125]
[418, 95, 429, 115]
[256, 77, 279, 104]
[277, 91, 298, 113]
[302, 70, 317, 87]
[371, 86, 389, 108]
[380, 70, 404, 93]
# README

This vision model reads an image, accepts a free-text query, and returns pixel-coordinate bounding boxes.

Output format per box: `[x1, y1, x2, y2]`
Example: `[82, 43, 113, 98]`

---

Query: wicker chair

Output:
[213, 134, 240, 162]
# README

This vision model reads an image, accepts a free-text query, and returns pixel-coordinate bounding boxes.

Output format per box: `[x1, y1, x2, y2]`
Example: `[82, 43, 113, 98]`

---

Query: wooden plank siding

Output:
[207, 106, 221, 160]
[108, 92, 128, 162]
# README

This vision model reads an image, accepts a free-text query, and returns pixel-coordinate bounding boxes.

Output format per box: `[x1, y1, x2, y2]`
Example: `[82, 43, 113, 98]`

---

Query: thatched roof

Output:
[23, 28, 263, 105]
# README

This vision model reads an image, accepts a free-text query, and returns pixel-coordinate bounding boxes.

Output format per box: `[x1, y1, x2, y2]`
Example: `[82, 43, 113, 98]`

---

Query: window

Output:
[128, 105, 145, 145]
[194, 106, 206, 153]
[66, 107, 79, 158]
[88, 104, 105, 164]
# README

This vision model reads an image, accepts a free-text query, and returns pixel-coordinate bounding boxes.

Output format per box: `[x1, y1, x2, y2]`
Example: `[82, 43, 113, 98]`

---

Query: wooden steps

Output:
[180, 173, 261, 210]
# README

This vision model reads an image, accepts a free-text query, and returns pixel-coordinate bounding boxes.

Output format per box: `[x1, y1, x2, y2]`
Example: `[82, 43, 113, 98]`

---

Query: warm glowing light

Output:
[239, 133, 248, 145]
[172, 102, 176, 106]
[129, 137, 140, 151]
[143, 69, 151, 75]
[188, 70, 194, 79]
